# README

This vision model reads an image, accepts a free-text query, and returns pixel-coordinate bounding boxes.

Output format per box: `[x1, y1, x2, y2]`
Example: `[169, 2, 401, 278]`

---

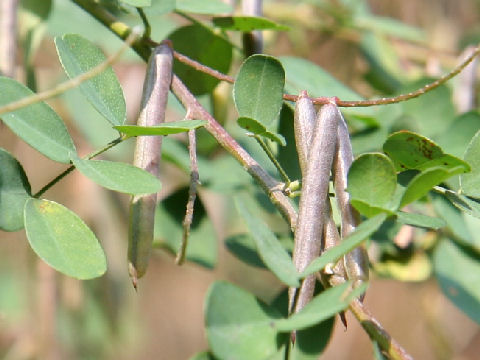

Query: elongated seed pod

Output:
[294, 91, 316, 176]
[128, 44, 173, 288]
[333, 110, 369, 292]
[290, 103, 339, 314]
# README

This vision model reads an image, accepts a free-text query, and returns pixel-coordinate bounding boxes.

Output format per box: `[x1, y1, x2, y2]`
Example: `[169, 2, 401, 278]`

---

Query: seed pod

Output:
[128, 43, 173, 289]
[333, 109, 369, 293]
[290, 102, 339, 314]
[294, 91, 316, 176]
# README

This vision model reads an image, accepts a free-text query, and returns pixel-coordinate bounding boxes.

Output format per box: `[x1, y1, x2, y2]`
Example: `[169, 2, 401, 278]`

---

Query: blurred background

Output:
[1, 0, 480, 359]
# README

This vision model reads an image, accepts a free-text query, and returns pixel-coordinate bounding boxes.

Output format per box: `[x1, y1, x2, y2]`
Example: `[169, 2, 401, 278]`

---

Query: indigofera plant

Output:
[1, 1, 480, 359]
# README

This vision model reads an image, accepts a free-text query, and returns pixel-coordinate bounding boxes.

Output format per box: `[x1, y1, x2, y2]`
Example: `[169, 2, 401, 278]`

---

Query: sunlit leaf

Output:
[24, 199, 107, 279]
[115, 120, 207, 136]
[213, 16, 289, 31]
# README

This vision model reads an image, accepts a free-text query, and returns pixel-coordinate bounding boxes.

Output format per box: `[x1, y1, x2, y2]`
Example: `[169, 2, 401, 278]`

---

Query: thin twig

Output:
[33, 137, 124, 198]
[173, 51, 235, 83]
[253, 134, 291, 185]
[0, 31, 139, 116]
[349, 299, 414, 360]
[176, 130, 199, 265]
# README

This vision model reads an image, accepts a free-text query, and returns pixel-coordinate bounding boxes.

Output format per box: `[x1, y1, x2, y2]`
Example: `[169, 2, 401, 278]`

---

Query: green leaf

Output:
[395, 211, 445, 229]
[55, 34, 126, 125]
[435, 111, 480, 158]
[176, 0, 233, 14]
[442, 190, 480, 220]
[347, 153, 397, 215]
[0, 77, 76, 163]
[225, 233, 266, 268]
[169, 24, 232, 95]
[273, 282, 367, 331]
[237, 117, 286, 146]
[383, 131, 443, 171]
[120, 0, 151, 6]
[235, 197, 300, 287]
[302, 213, 387, 277]
[205, 281, 284, 360]
[355, 15, 425, 42]
[114, 120, 207, 136]
[189, 351, 216, 360]
[153, 187, 217, 268]
[24, 199, 107, 279]
[434, 239, 480, 325]
[0, 149, 32, 231]
[234, 55, 285, 126]
[401, 165, 469, 207]
[71, 156, 161, 195]
[212, 16, 289, 31]
[461, 130, 480, 198]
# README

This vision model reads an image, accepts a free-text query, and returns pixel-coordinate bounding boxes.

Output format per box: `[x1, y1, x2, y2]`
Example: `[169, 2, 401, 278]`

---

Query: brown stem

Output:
[349, 299, 414, 360]
[176, 129, 199, 265]
[170, 74, 298, 230]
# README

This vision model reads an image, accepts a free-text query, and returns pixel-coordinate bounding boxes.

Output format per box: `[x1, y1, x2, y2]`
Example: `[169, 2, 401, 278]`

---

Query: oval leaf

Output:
[383, 131, 443, 170]
[169, 24, 232, 95]
[347, 153, 397, 214]
[213, 16, 289, 31]
[205, 281, 284, 360]
[461, 130, 480, 198]
[55, 34, 126, 125]
[24, 199, 107, 279]
[225, 233, 266, 268]
[302, 213, 387, 277]
[395, 211, 445, 229]
[0, 77, 76, 163]
[115, 120, 207, 136]
[71, 157, 161, 195]
[234, 55, 285, 126]
[434, 239, 480, 325]
[235, 197, 299, 287]
[0, 149, 32, 231]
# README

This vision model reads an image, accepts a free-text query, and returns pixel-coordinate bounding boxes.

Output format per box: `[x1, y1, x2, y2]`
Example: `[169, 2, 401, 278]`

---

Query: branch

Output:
[0, 31, 139, 116]
[349, 299, 414, 360]
[171, 74, 298, 229]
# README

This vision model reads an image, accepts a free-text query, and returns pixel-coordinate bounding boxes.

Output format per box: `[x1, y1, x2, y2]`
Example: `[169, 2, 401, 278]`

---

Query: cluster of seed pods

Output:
[289, 91, 368, 315]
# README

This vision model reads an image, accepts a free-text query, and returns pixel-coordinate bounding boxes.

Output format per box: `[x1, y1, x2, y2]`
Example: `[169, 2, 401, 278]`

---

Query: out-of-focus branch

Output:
[0, 0, 18, 77]
[349, 299, 414, 360]
[453, 46, 479, 112]
[242, 0, 263, 56]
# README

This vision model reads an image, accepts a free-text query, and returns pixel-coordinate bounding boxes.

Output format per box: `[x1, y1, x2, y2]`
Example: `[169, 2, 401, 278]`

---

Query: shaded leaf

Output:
[213, 16, 288, 31]
[461, 130, 480, 198]
[347, 153, 397, 215]
[0, 77, 76, 163]
[234, 55, 285, 126]
[395, 211, 445, 229]
[225, 233, 266, 268]
[153, 187, 217, 268]
[205, 281, 284, 360]
[71, 156, 161, 195]
[0, 149, 32, 231]
[235, 197, 299, 287]
[434, 239, 480, 325]
[55, 34, 126, 125]
[169, 24, 232, 95]
[302, 213, 387, 277]
[115, 120, 207, 136]
[24, 199, 107, 279]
